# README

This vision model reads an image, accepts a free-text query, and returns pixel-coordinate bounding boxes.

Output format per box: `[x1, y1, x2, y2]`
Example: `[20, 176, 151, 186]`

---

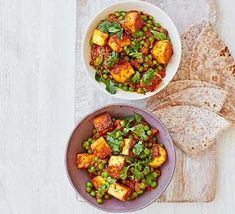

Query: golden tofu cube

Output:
[149, 145, 167, 168]
[92, 176, 106, 189]
[151, 40, 173, 64]
[93, 112, 114, 135]
[122, 139, 131, 156]
[123, 11, 144, 33]
[91, 136, 112, 159]
[110, 62, 135, 83]
[108, 156, 125, 179]
[92, 29, 109, 46]
[108, 183, 131, 201]
[76, 153, 95, 169]
[108, 34, 131, 52]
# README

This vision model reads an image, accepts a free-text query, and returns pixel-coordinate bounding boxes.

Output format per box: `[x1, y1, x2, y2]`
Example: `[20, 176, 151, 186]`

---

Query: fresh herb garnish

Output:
[104, 51, 119, 67]
[141, 68, 156, 85]
[106, 130, 123, 153]
[132, 124, 146, 140]
[128, 40, 143, 59]
[124, 112, 143, 124]
[132, 141, 144, 156]
[131, 71, 141, 84]
[151, 30, 167, 40]
[98, 21, 123, 39]
[95, 71, 102, 82]
[105, 79, 116, 94]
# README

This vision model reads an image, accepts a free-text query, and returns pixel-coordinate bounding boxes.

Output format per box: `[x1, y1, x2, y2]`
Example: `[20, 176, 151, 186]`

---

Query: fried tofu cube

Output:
[110, 62, 135, 83]
[93, 112, 114, 135]
[91, 136, 112, 159]
[108, 34, 131, 52]
[108, 183, 131, 201]
[149, 145, 167, 168]
[92, 176, 106, 189]
[76, 153, 95, 169]
[108, 156, 125, 178]
[122, 139, 132, 156]
[123, 11, 144, 33]
[92, 29, 109, 46]
[151, 40, 173, 64]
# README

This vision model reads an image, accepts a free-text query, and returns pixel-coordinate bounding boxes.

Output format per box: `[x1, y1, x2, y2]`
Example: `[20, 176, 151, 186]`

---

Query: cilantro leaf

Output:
[105, 79, 116, 94]
[131, 71, 141, 84]
[98, 21, 123, 38]
[104, 51, 119, 67]
[151, 30, 167, 40]
[129, 51, 142, 59]
[132, 141, 144, 156]
[95, 71, 102, 82]
[133, 124, 146, 139]
[141, 69, 156, 85]
[106, 130, 123, 153]
[128, 40, 143, 59]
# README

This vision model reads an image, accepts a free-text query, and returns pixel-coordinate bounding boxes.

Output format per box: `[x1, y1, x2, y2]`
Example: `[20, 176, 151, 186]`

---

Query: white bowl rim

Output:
[81, 0, 182, 100]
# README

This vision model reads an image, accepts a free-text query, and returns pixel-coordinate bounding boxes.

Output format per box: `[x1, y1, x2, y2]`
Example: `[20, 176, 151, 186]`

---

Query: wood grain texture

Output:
[0, 0, 235, 213]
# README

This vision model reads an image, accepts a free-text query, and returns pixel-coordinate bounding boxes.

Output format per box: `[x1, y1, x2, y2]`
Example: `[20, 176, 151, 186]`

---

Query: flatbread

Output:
[190, 23, 235, 88]
[153, 106, 230, 157]
[173, 21, 207, 81]
[146, 80, 219, 110]
[148, 87, 227, 113]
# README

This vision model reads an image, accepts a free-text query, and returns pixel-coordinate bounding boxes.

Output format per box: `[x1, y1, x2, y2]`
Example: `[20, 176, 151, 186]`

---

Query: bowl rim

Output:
[65, 103, 176, 212]
[81, 0, 182, 100]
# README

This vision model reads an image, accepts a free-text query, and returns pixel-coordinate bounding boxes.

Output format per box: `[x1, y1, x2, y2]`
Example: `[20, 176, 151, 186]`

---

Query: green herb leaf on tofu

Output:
[151, 30, 167, 40]
[98, 21, 123, 38]
[105, 79, 116, 94]
[132, 141, 144, 156]
[104, 51, 119, 67]
[131, 71, 141, 84]
[141, 68, 156, 85]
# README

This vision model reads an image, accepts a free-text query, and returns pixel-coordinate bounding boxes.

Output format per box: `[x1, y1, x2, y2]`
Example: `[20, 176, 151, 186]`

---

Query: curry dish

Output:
[89, 10, 173, 94]
[76, 112, 167, 204]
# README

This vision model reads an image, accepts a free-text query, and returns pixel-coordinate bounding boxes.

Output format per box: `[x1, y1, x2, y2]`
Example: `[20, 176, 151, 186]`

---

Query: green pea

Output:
[101, 159, 107, 164]
[140, 183, 146, 190]
[148, 54, 152, 59]
[116, 130, 122, 138]
[146, 20, 152, 24]
[118, 15, 125, 21]
[98, 163, 104, 170]
[140, 40, 145, 45]
[122, 85, 128, 91]
[88, 138, 93, 142]
[144, 42, 148, 48]
[141, 15, 148, 21]
[149, 15, 154, 20]
[124, 46, 130, 54]
[83, 141, 89, 148]
[86, 181, 93, 188]
[97, 198, 103, 204]
[86, 186, 92, 193]
[154, 22, 161, 27]
[137, 88, 144, 94]
[143, 26, 148, 32]
[157, 65, 163, 70]
[153, 60, 157, 65]
[137, 190, 144, 195]
[90, 191, 96, 197]
[132, 192, 138, 198]
[94, 156, 99, 162]
[102, 171, 109, 178]
[120, 11, 126, 16]
[118, 83, 123, 88]
[88, 166, 96, 173]
[145, 56, 150, 63]
[152, 172, 158, 178]
[129, 87, 134, 92]
[128, 134, 133, 139]
[147, 130, 152, 136]
[103, 70, 109, 74]
[144, 125, 150, 131]
[146, 23, 151, 28]
[151, 181, 158, 188]
[118, 136, 123, 141]
[102, 74, 108, 79]
[139, 66, 144, 72]
[143, 63, 148, 68]
[123, 127, 129, 133]
[142, 134, 148, 141]
[96, 192, 103, 199]
[115, 11, 121, 17]
[144, 148, 151, 155]
[94, 56, 103, 66]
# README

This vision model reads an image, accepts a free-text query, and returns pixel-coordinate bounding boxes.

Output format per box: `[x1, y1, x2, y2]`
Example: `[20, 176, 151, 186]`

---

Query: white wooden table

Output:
[0, 0, 234, 213]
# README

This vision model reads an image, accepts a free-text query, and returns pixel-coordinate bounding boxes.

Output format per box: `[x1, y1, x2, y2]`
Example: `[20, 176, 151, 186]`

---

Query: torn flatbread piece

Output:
[190, 23, 235, 88]
[149, 87, 227, 113]
[153, 106, 230, 157]
[146, 80, 219, 110]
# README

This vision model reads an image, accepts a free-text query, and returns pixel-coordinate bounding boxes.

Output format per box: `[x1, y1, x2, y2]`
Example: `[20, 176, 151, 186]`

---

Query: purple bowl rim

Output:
[64, 103, 176, 213]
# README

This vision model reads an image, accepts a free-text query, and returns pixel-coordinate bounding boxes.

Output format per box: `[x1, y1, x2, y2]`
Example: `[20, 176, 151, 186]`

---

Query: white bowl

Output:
[82, 0, 181, 100]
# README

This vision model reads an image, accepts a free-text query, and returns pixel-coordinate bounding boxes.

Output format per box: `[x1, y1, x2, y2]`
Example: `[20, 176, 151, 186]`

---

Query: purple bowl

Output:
[65, 104, 175, 212]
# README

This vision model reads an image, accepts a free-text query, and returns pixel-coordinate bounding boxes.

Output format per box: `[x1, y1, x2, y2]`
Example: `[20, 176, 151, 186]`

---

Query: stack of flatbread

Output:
[146, 22, 235, 202]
